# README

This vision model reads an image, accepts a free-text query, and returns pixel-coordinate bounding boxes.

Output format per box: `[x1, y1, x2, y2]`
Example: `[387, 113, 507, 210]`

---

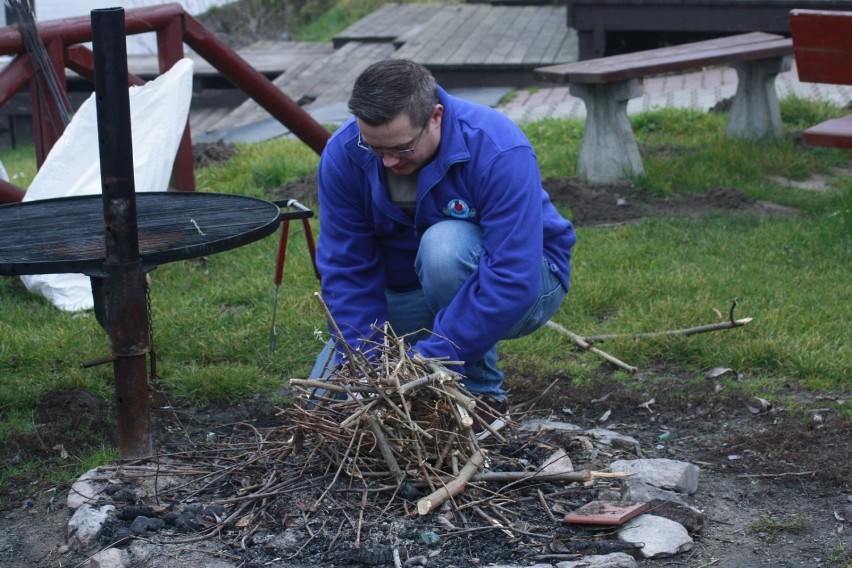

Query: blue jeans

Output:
[310, 220, 567, 400]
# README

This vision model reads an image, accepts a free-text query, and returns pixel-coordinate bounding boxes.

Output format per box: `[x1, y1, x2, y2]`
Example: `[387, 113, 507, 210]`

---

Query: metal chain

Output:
[146, 277, 157, 381]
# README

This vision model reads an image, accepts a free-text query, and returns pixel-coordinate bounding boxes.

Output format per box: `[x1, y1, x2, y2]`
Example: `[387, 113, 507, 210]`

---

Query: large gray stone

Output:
[617, 514, 693, 558]
[621, 478, 689, 505]
[611, 458, 700, 494]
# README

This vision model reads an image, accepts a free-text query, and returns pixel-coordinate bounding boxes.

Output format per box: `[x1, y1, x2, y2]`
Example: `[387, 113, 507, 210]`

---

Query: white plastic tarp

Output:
[21, 58, 194, 311]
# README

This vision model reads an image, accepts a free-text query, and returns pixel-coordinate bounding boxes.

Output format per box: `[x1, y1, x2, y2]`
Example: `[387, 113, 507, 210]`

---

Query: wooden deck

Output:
[189, 3, 576, 139]
[2, 4, 577, 145]
[566, 0, 852, 59]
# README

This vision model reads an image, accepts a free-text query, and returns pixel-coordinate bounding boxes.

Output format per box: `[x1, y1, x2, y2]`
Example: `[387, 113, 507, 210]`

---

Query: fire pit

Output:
[0, 7, 284, 460]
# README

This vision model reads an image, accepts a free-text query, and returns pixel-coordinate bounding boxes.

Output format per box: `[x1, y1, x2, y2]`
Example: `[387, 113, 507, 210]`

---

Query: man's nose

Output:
[382, 154, 402, 168]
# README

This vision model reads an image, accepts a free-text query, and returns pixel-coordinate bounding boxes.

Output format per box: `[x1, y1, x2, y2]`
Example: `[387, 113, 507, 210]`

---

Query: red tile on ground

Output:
[562, 500, 649, 526]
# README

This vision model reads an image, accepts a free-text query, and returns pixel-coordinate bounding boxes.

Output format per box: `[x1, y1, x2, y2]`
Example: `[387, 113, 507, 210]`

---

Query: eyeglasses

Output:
[357, 118, 430, 158]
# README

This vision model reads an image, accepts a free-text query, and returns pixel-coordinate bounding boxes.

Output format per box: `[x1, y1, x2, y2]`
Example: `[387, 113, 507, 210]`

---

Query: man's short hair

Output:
[348, 59, 439, 127]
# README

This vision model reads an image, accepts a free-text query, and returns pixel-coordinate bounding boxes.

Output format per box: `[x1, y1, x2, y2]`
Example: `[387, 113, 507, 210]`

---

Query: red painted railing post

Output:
[0, 2, 331, 203]
[156, 13, 195, 191]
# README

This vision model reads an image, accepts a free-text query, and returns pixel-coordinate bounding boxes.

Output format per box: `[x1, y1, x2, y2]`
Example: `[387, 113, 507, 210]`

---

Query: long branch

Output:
[583, 317, 753, 342]
[418, 449, 487, 515]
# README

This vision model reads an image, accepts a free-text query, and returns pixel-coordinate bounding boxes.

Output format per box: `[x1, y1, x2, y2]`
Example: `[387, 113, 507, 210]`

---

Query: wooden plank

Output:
[540, 19, 578, 65]
[790, 9, 852, 85]
[393, 5, 476, 63]
[517, 6, 559, 65]
[449, 6, 506, 66]
[494, 6, 541, 66]
[207, 41, 395, 132]
[803, 114, 852, 148]
[483, 7, 529, 65]
[432, 5, 495, 66]
[535, 33, 791, 83]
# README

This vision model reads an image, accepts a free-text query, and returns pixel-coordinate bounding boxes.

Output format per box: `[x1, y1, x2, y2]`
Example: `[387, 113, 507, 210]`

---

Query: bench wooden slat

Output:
[535, 32, 792, 84]
[790, 9, 852, 85]
[803, 115, 852, 149]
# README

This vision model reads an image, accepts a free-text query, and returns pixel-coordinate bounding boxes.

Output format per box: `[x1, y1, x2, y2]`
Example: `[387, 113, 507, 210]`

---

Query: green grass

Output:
[749, 513, 806, 542]
[1, 97, 851, 500]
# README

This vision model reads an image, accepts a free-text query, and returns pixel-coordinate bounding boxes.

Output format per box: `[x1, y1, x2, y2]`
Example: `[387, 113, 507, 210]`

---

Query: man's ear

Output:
[433, 104, 444, 126]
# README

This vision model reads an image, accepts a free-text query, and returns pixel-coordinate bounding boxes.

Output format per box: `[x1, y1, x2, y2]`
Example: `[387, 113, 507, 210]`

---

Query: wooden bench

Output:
[534, 32, 793, 184]
[790, 9, 852, 149]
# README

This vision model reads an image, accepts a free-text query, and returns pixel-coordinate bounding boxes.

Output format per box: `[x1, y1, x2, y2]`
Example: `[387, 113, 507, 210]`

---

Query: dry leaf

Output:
[747, 397, 772, 414]
[52, 444, 68, 459]
[705, 367, 734, 379]
[236, 514, 252, 528]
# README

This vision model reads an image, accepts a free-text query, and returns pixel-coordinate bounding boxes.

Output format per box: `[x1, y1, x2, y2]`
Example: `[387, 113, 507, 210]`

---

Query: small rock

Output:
[617, 514, 693, 558]
[645, 498, 706, 534]
[539, 448, 574, 474]
[555, 552, 638, 567]
[116, 505, 155, 521]
[585, 428, 641, 453]
[110, 488, 136, 503]
[68, 504, 115, 550]
[84, 547, 128, 568]
[130, 516, 165, 535]
[519, 418, 583, 432]
[611, 458, 700, 494]
[68, 480, 99, 510]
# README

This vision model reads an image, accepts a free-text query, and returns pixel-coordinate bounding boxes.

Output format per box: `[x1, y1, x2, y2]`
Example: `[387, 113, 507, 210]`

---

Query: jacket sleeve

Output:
[316, 146, 388, 359]
[412, 145, 545, 368]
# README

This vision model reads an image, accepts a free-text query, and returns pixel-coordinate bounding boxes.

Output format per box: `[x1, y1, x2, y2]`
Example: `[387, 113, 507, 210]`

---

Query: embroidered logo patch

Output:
[445, 198, 476, 219]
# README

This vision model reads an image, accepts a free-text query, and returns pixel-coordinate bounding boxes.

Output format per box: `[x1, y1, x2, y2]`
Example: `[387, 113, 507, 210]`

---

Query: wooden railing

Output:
[0, 2, 331, 204]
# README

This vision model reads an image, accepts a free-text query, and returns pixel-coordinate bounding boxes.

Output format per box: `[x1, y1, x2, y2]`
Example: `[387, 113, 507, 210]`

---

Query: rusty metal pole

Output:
[91, 7, 152, 460]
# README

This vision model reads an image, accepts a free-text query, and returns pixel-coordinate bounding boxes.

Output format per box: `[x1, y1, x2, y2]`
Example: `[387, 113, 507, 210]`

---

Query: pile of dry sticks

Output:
[286, 319, 596, 516]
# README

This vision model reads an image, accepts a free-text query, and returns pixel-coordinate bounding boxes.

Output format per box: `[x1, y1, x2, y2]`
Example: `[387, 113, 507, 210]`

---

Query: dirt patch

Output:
[193, 141, 239, 169]
[2, 378, 849, 568]
[273, 174, 801, 226]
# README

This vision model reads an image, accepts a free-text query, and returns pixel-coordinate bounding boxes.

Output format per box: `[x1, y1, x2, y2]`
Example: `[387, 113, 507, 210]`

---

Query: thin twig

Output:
[544, 320, 639, 373]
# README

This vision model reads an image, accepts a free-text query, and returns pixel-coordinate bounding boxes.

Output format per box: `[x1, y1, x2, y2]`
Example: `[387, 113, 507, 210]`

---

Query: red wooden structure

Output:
[790, 9, 852, 148]
[0, 2, 331, 204]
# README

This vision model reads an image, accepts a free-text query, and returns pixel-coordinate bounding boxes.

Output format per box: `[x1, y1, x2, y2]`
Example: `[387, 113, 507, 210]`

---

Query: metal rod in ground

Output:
[92, 6, 152, 459]
[269, 220, 290, 351]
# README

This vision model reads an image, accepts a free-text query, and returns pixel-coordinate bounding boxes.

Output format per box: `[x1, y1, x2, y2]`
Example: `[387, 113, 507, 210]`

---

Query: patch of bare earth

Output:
[271, 173, 801, 227]
[1, 379, 849, 568]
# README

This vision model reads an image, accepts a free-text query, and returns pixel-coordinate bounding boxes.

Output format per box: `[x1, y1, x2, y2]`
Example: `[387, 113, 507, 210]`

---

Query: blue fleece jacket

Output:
[316, 88, 575, 369]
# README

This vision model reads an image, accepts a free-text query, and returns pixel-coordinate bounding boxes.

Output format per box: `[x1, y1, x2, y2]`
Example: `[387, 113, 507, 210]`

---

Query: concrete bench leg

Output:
[570, 79, 644, 185]
[727, 56, 792, 140]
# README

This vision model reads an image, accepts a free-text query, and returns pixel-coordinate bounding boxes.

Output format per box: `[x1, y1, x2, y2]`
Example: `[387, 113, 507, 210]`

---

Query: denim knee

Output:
[416, 221, 482, 308]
